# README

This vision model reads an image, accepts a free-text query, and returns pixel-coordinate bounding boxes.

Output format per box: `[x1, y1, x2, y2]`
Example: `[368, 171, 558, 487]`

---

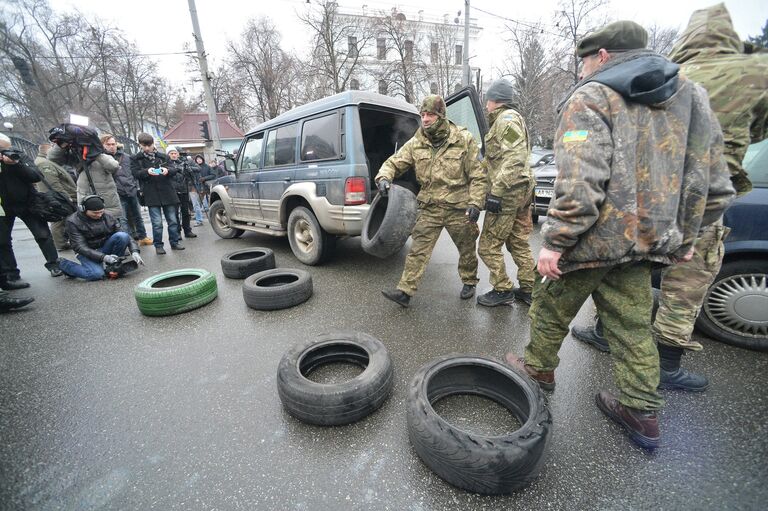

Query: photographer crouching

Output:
[58, 195, 144, 281]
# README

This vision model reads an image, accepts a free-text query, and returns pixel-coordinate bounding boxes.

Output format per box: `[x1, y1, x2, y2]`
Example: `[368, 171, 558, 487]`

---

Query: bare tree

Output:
[298, 0, 377, 95]
[647, 24, 679, 56]
[376, 10, 428, 103]
[427, 21, 463, 97]
[556, 0, 611, 84]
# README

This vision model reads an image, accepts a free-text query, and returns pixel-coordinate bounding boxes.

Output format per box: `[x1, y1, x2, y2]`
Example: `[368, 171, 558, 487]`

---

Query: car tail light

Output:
[345, 177, 367, 205]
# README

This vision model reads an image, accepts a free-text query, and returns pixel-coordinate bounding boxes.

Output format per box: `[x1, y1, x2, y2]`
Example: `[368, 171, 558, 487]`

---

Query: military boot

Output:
[657, 343, 709, 392]
[477, 289, 515, 307]
[595, 391, 660, 450]
[459, 284, 475, 299]
[571, 318, 609, 352]
[382, 289, 410, 308]
[512, 287, 533, 306]
[504, 354, 555, 391]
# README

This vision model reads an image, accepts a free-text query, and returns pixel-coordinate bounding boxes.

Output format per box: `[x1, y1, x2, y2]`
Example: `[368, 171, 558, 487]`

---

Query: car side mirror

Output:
[224, 157, 236, 173]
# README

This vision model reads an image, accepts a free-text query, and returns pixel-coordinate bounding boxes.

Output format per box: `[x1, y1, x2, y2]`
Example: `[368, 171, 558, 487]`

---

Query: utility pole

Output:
[187, 0, 221, 155]
[463, 0, 471, 87]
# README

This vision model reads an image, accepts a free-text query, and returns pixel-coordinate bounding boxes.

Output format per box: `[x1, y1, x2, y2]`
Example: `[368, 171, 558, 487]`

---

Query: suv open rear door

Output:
[445, 85, 488, 154]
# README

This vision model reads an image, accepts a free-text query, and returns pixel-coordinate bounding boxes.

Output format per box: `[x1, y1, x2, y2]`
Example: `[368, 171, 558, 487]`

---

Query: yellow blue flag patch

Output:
[562, 130, 589, 143]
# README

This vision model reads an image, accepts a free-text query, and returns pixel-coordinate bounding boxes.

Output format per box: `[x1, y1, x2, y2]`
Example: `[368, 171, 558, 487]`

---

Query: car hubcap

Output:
[294, 219, 314, 254]
[705, 273, 768, 337]
[215, 208, 230, 232]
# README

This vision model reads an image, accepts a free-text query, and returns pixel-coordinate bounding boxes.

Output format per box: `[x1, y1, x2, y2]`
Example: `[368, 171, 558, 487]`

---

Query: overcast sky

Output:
[56, 0, 768, 91]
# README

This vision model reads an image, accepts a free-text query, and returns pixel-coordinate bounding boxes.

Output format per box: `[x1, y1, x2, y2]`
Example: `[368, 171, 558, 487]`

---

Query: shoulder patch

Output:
[562, 130, 589, 143]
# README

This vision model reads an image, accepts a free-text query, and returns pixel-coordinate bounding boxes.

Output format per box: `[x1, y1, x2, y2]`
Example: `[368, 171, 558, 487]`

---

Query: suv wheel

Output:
[287, 206, 335, 265]
[696, 260, 768, 352]
[209, 200, 244, 239]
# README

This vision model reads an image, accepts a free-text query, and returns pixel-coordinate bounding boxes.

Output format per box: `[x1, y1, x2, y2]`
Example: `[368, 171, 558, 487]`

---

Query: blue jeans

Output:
[189, 191, 204, 223]
[119, 194, 147, 239]
[58, 232, 131, 281]
[149, 204, 180, 247]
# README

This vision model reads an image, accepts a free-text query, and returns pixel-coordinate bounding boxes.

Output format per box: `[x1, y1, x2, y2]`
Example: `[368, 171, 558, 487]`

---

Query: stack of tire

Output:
[220, 248, 313, 310]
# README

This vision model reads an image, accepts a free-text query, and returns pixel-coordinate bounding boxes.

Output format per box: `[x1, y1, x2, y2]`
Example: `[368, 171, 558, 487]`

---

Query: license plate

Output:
[535, 188, 554, 198]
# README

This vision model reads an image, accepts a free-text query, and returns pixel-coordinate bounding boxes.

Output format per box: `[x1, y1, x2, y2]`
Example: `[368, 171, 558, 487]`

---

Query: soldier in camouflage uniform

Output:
[377, 95, 486, 308]
[476, 78, 537, 308]
[572, 4, 766, 392]
[505, 20, 734, 450]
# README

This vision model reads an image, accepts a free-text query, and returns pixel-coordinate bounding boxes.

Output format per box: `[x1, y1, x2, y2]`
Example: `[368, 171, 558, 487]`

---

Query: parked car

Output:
[529, 149, 554, 168]
[212, 87, 487, 265]
[530, 142, 768, 351]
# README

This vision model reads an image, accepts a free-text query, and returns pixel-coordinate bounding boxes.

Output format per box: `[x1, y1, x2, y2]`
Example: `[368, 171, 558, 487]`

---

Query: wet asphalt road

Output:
[1, 214, 767, 511]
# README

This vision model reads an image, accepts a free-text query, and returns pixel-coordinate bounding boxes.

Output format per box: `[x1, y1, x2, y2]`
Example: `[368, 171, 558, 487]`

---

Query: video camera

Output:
[0, 148, 23, 162]
[104, 256, 139, 279]
[48, 123, 101, 150]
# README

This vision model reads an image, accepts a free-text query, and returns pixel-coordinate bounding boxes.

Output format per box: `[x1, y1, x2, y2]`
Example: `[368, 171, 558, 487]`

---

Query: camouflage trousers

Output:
[653, 223, 728, 351]
[525, 261, 664, 410]
[478, 186, 536, 292]
[397, 204, 479, 296]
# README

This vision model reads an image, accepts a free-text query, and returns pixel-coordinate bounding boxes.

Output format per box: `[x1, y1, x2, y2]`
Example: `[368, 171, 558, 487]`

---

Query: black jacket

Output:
[130, 151, 179, 207]
[169, 158, 201, 194]
[112, 151, 139, 197]
[0, 155, 41, 216]
[65, 210, 138, 262]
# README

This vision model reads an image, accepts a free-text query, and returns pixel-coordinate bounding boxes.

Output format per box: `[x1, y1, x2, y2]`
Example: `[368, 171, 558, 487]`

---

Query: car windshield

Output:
[744, 139, 768, 188]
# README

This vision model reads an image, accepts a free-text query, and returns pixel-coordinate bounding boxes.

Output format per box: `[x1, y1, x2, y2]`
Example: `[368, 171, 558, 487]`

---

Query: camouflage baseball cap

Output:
[420, 95, 446, 118]
[577, 20, 648, 58]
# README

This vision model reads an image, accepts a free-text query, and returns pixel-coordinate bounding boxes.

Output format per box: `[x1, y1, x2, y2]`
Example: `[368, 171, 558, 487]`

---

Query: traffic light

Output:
[198, 120, 210, 141]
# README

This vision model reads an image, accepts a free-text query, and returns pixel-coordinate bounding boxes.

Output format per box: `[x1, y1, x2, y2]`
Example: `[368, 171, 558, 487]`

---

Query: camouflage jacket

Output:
[34, 151, 77, 200]
[483, 107, 533, 202]
[544, 51, 735, 273]
[375, 120, 486, 209]
[669, 4, 768, 194]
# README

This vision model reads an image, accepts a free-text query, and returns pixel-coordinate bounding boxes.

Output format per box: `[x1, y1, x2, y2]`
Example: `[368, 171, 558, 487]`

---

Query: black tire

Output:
[242, 268, 313, 310]
[695, 260, 768, 351]
[220, 248, 276, 279]
[287, 206, 335, 265]
[407, 355, 551, 494]
[276, 332, 394, 426]
[209, 199, 244, 239]
[361, 184, 418, 258]
[134, 268, 218, 316]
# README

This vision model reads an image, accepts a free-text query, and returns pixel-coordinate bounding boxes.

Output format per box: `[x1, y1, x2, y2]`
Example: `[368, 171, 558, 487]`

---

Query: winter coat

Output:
[0, 155, 40, 216]
[65, 210, 138, 262]
[668, 3, 768, 194]
[47, 144, 122, 218]
[197, 161, 215, 190]
[483, 106, 533, 202]
[112, 151, 140, 198]
[130, 150, 179, 207]
[34, 151, 77, 201]
[375, 120, 486, 209]
[543, 49, 735, 274]
[169, 158, 201, 194]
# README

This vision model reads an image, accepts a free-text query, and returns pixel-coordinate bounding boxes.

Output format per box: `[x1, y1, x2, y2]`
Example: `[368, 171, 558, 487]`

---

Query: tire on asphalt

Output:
[134, 268, 218, 316]
[242, 268, 313, 310]
[276, 331, 394, 426]
[287, 206, 335, 266]
[361, 184, 418, 258]
[220, 248, 276, 279]
[209, 199, 245, 239]
[695, 259, 768, 352]
[407, 355, 552, 494]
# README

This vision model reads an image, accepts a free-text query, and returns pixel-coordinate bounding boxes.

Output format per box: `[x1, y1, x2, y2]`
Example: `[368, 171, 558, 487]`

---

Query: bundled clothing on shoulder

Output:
[35, 149, 77, 250]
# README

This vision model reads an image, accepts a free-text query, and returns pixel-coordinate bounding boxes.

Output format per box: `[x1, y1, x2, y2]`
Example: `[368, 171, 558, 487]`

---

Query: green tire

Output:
[134, 268, 218, 316]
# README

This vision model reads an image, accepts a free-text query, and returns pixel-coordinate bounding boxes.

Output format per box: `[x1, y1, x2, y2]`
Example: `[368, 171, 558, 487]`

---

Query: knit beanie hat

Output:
[420, 95, 447, 118]
[486, 79, 515, 104]
[166, 145, 179, 154]
[82, 195, 105, 212]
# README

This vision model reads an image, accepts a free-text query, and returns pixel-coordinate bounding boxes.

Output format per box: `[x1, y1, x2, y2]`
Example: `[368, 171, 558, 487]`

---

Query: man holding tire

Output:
[376, 95, 486, 307]
[505, 20, 734, 449]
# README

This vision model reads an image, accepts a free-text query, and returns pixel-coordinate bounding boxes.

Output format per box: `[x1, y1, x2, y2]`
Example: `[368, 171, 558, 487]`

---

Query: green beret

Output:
[576, 20, 648, 58]
[420, 95, 446, 118]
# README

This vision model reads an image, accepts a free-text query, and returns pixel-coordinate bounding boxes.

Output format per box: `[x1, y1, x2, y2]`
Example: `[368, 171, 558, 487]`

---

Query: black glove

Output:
[465, 206, 480, 223]
[485, 194, 502, 214]
[377, 178, 391, 197]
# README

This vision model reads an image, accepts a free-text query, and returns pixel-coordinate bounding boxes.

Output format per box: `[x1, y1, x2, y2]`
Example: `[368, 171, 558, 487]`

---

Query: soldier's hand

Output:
[465, 206, 480, 223]
[485, 194, 502, 214]
[377, 178, 391, 197]
[537, 247, 563, 280]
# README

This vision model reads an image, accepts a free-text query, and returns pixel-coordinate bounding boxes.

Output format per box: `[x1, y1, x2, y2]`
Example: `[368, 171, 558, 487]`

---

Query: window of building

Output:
[301, 113, 339, 161]
[430, 82, 438, 94]
[430, 42, 438, 63]
[455, 45, 463, 65]
[377, 38, 386, 60]
[240, 133, 264, 171]
[378, 80, 387, 95]
[348, 36, 358, 58]
[405, 40, 413, 62]
[264, 123, 297, 167]
[350, 78, 359, 90]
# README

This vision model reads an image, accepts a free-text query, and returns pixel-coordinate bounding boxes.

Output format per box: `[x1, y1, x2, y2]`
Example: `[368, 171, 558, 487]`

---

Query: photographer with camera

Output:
[34, 143, 77, 251]
[58, 195, 143, 281]
[0, 133, 63, 290]
[130, 133, 182, 254]
[166, 146, 197, 239]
